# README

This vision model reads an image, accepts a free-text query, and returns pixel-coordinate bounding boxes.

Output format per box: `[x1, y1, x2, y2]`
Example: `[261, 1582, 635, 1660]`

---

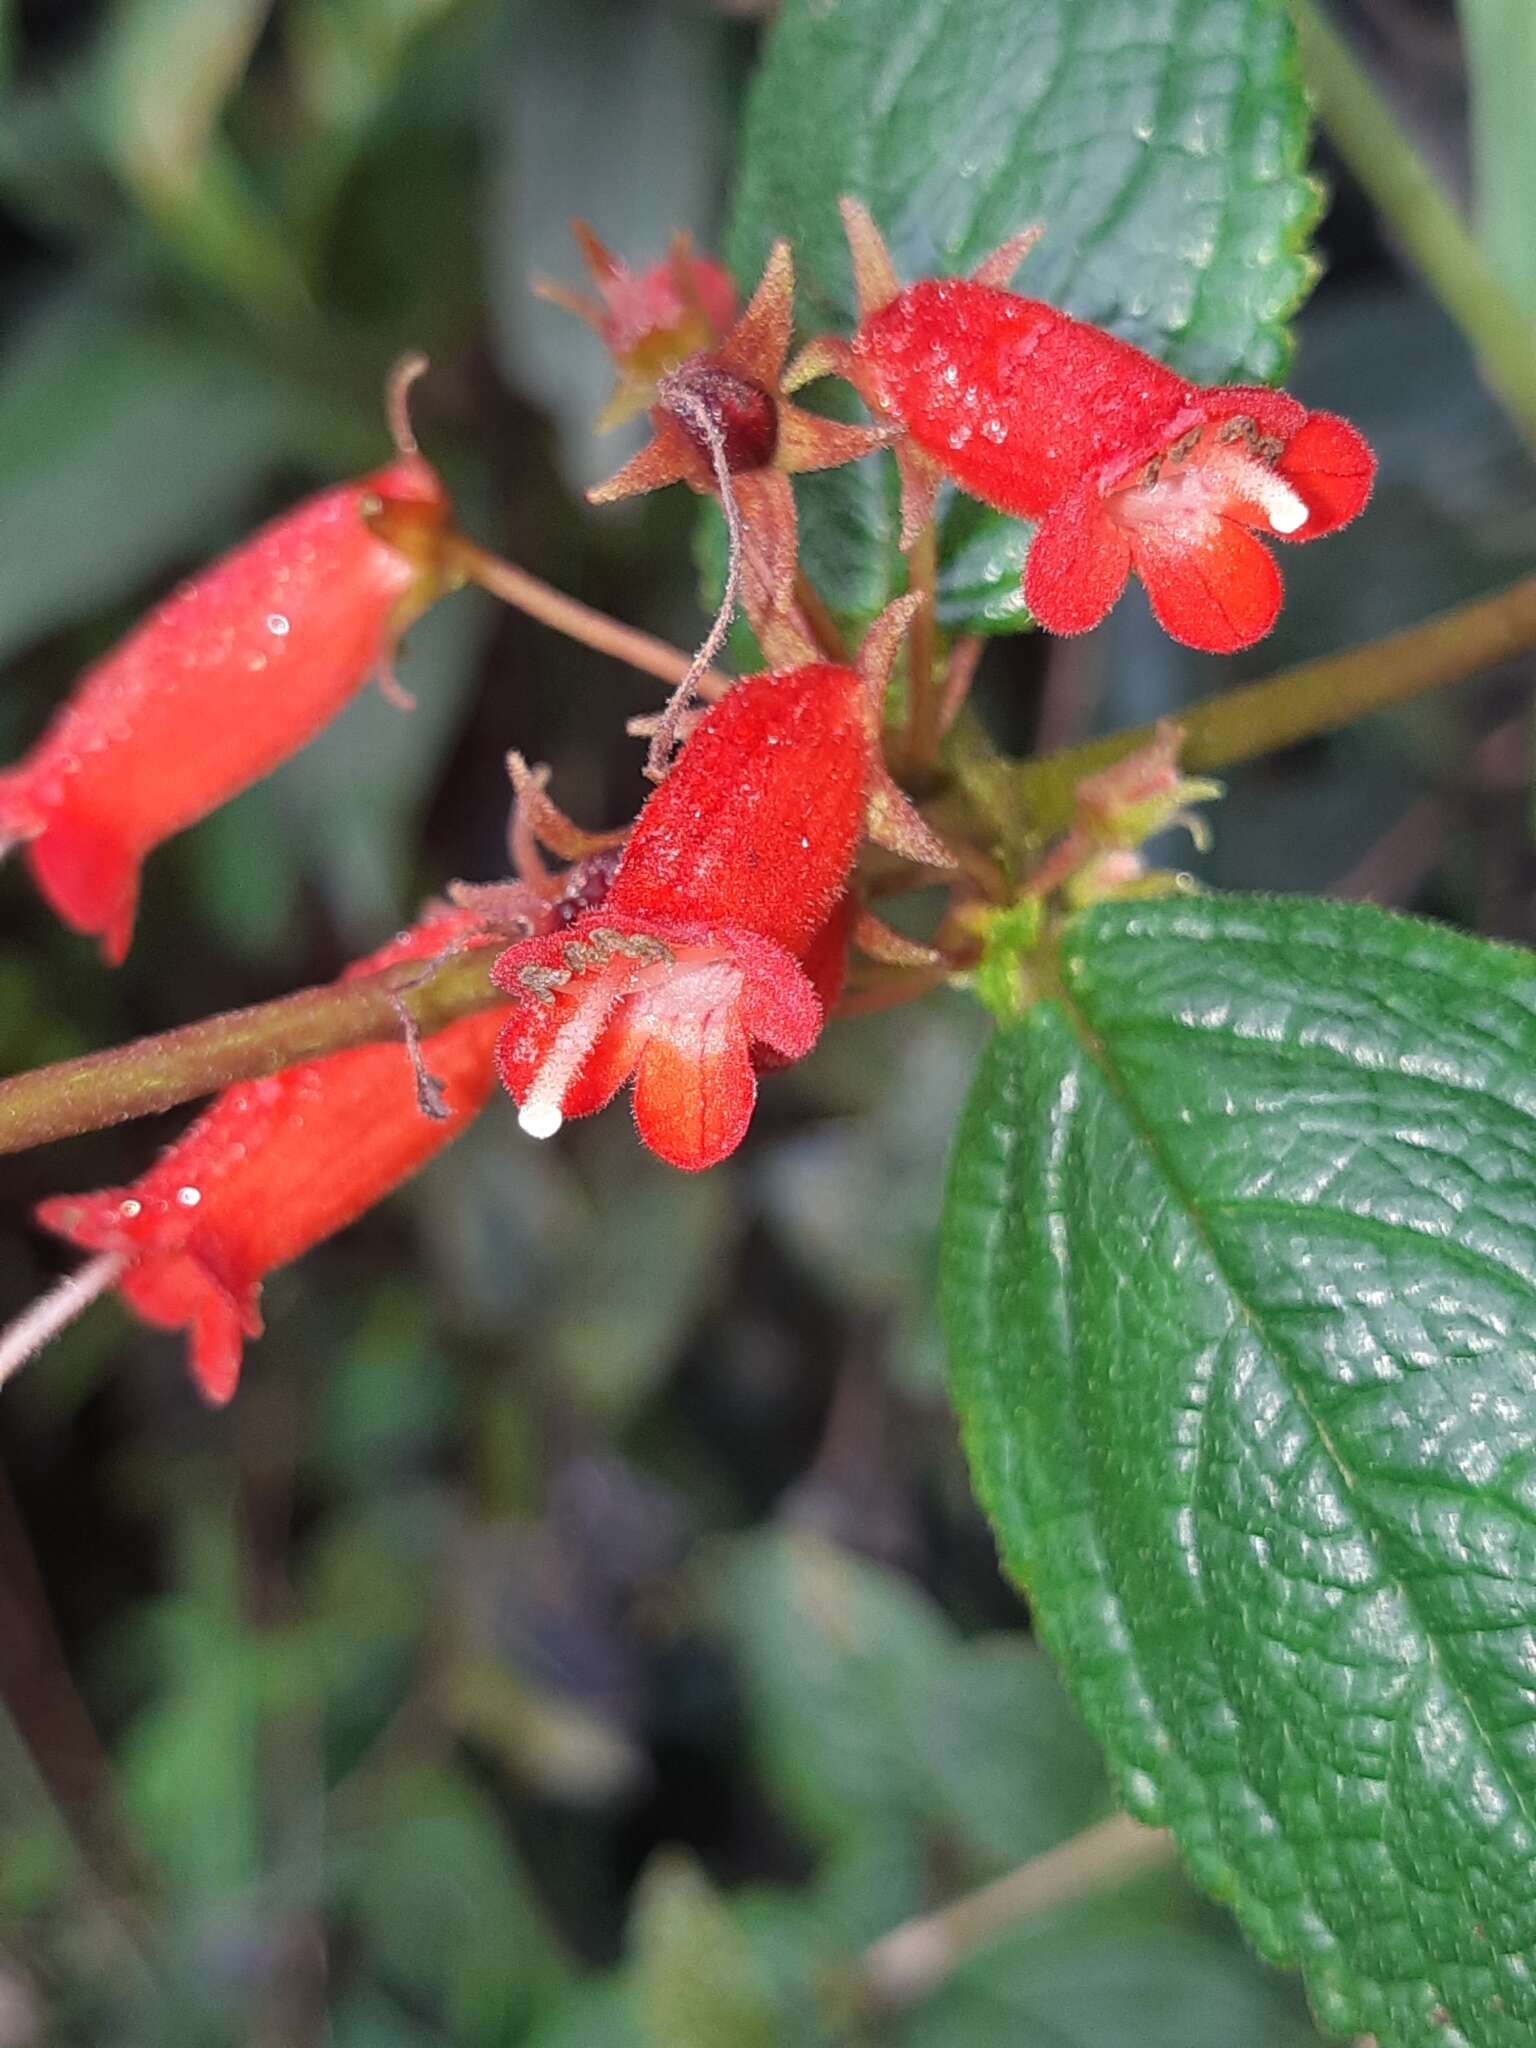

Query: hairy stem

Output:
[902, 523, 941, 773]
[848, 1814, 1174, 2014]
[793, 568, 850, 660]
[1288, 0, 1536, 448]
[451, 537, 731, 701]
[0, 950, 504, 1159]
[972, 572, 1536, 847]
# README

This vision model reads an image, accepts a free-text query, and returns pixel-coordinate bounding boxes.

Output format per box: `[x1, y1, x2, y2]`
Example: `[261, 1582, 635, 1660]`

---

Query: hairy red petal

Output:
[631, 1018, 756, 1172]
[1276, 411, 1377, 539]
[1024, 490, 1133, 637]
[1131, 519, 1284, 655]
[0, 456, 449, 961]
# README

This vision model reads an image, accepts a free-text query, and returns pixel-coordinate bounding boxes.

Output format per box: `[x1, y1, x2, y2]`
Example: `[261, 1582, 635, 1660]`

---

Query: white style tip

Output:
[518, 1101, 564, 1141]
[1251, 467, 1309, 536]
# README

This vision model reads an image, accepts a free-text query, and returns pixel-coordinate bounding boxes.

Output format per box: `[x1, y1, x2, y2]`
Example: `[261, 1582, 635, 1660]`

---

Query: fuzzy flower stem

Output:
[450, 537, 731, 702]
[0, 1255, 125, 1390]
[792, 570, 850, 661]
[902, 522, 942, 775]
[1289, 0, 1536, 450]
[641, 381, 744, 779]
[0, 950, 504, 1159]
[978, 572, 1536, 845]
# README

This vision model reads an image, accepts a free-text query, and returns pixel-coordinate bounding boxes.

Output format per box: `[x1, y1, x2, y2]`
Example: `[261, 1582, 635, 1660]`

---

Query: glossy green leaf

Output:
[729, 0, 1320, 634]
[942, 892, 1536, 2048]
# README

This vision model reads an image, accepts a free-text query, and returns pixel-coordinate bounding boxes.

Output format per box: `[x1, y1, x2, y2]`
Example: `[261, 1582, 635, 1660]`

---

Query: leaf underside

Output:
[941, 893, 1536, 2048]
[728, 0, 1321, 635]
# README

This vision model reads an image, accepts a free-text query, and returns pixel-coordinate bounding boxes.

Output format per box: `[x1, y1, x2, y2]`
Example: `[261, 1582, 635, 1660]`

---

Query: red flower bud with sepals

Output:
[493, 601, 946, 1172]
[586, 241, 891, 650]
[0, 405, 455, 963]
[535, 221, 738, 430]
[20, 875, 655, 1405]
[806, 200, 1374, 657]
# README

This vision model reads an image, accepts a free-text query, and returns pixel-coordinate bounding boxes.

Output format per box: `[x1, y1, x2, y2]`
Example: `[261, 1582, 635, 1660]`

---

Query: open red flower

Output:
[535, 220, 738, 429]
[493, 606, 942, 1171]
[809, 201, 1375, 656]
[0, 445, 452, 963]
[31, 908, 507, 1405]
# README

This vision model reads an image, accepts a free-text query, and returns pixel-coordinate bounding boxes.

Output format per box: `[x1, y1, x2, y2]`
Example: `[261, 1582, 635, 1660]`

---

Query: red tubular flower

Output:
[535, 221, 738, 428]
[821, 201, 1375, 656]
[32, 908, 504, 1405]
[493, 605, 937, 1172]
[0, 453, 452, 963]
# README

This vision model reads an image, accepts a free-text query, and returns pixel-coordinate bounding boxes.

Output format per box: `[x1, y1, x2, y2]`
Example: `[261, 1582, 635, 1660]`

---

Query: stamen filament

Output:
[516, 971, 625, 1141]
[0, 1253, 126, 1390]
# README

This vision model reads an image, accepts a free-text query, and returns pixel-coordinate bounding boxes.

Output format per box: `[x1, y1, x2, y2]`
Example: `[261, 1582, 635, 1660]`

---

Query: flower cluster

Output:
[2, 198, 1377, 1399]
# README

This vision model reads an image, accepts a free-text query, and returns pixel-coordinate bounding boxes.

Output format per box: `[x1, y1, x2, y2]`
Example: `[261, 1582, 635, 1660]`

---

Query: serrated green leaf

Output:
[941, 892, 1536, 2048]
[729, 0, 1320, 635]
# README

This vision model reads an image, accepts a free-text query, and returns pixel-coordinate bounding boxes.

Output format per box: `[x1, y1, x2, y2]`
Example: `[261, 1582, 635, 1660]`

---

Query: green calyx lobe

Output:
[941, 892, 1536, 2048]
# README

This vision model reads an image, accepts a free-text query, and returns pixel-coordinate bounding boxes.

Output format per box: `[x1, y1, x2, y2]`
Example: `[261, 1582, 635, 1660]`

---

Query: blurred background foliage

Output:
[0, 0, 1530, 2041]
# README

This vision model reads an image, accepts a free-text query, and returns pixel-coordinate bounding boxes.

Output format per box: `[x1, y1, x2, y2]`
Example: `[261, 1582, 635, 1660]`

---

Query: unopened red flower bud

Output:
[0, 453, 453, 963]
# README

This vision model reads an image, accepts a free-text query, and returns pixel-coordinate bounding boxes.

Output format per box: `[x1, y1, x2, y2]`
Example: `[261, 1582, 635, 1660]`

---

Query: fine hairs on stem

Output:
[642, 376, 744, 781]
[0, 1254, 125, 1391]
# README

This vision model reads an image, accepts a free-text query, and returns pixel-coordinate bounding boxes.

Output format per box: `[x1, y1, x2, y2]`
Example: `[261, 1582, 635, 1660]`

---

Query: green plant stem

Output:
[1288, 0, 1536, 448]
[0, 949, 504, 1160]
[971, 572, 1536, 847]
[847, 1814, 1174, 2015]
